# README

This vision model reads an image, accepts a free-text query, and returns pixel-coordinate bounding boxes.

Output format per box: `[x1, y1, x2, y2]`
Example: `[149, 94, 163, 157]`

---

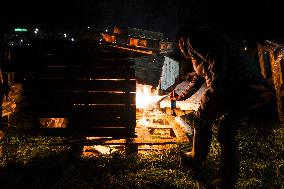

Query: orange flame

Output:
[136, 83, 160, 109]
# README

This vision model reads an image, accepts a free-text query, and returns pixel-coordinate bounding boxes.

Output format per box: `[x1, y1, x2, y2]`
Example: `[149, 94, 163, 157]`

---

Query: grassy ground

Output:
[0, 116, 283, 189]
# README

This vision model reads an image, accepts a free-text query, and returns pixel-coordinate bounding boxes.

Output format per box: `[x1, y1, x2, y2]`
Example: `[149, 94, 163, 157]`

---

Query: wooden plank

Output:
[28, 127, 134, 137]
[22, 91, 136, 104]
[8, 60, 134, 72]
[70, 120, 132, 128]
[27, 104, 73, 117]
[32, 67, 135, 79]
[77, 44, 132, 59]
[37, 56, 134, 67]
[34, 104, 136, 117]
[7, 49, 134, 72]
[22, 79, 136, 92]
[28, 105, 136, 129]
[31, 104, 136, 116]
[71, 107, 136, 127]
[72, 105, 136, 114]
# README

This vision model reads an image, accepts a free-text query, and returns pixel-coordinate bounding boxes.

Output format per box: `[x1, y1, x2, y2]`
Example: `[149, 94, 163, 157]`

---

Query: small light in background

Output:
[34, 28, 39, 34]
[87, 26, 90, 29]
[64, 33, 67, 38]
[105, 29, 108, 32]
[71, 38, 74, 41]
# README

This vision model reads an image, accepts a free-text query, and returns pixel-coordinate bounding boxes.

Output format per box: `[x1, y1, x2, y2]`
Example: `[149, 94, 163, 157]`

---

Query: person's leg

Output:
[182, 86, 223, 168]
[218, 115, 240, 189]
[182, 120, 213, 169]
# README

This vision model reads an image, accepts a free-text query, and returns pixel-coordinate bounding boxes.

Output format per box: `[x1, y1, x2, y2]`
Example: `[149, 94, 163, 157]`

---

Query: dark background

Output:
[1, 0, 283, 41]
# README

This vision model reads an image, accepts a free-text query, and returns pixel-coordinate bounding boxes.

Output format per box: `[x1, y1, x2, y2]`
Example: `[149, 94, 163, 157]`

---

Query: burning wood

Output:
[135, 83, 191, 149]
[83, 83, 193, 156]
[75, 54, 207, 155]
[39, 118, 68, 128]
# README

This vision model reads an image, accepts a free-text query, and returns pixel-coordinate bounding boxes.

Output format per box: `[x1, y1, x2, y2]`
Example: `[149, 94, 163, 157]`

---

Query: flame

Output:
[39, 118, 68, 128]
[136, 83, 160, 109]
[129, 38, 139, 47]
[102, 33, 116, 43]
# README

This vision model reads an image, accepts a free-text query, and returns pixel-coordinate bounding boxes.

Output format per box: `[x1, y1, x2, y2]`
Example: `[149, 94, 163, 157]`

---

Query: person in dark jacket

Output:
[174, 26, 274, 189]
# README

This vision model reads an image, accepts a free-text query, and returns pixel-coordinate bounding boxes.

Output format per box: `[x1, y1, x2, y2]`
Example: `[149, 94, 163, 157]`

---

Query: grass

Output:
[0, 115, 283, 189]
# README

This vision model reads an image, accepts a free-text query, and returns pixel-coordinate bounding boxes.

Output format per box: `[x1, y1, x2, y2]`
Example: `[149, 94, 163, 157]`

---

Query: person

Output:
[173, 26, 275, 189]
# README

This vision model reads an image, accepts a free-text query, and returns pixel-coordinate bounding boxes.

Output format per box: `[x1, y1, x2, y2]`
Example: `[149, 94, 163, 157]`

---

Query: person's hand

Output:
[169, 91, 178, 99]
[181, 111, 200, 128]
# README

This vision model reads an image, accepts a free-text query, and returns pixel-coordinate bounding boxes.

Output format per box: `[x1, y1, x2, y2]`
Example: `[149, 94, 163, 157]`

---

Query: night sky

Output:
[1, 0, 283, 40]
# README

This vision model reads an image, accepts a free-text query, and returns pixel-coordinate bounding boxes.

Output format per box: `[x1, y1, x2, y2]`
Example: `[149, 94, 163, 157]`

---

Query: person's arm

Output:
[192, 57, 227, 121]
[175, 73, 205, 101]
[195, 58, 235, 121]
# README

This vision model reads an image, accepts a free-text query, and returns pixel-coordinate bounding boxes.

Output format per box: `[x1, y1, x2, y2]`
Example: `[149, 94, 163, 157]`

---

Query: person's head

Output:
[176, 26, 226, 66]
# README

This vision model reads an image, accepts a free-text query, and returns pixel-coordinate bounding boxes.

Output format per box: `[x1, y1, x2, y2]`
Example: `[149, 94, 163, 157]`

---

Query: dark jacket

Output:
[178, 28, 272, 121]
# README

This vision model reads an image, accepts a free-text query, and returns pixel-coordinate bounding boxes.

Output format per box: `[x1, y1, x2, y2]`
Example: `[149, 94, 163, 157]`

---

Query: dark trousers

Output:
[192, 114, 240, 189]
[218, 115, 240, 189]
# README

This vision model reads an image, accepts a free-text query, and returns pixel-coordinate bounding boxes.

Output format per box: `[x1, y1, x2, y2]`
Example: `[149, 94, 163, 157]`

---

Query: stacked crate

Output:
[257, 41, 284, 122]
[8, 39, 136, 139]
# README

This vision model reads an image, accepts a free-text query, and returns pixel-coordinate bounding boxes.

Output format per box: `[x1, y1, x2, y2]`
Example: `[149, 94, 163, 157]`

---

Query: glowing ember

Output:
[137, 117, 150, 126]
[39, 118, 68, 128]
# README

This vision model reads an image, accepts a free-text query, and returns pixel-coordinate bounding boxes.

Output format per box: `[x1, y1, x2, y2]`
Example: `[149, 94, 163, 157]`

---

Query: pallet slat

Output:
[23, 79, 136, 91]
[23, 92, 136, 104]
[30, 128, 135, 137]
[8, 56, 134, 71]
[35, 104, 135, 114]
[32, 67, 135, 79]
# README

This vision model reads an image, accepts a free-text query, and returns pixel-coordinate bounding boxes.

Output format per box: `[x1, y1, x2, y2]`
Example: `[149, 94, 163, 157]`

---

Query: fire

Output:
[136, 83, 160, 109]
[102, 33, 116, 43]
[129, 38, 139, 47]
[39, 118, 68, 128]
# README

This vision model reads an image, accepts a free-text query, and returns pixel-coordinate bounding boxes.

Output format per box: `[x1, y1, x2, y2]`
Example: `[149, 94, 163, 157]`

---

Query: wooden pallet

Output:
[257, 41, 284, 122]
[4, 39, 136, 140]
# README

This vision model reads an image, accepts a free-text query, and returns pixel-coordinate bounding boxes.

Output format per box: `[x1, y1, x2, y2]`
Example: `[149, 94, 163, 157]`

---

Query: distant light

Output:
[71, 38, 74, 41]
[105, 29, 108, 32]
[34, 30, 38, 34]
[35, 28, 39, 32]
[244, 47, 247, 51]
[15, 28, 28, 32]
[87, 26, 90, 29]
[20, 39, 23, 42]
[64, 33, 67, 38]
